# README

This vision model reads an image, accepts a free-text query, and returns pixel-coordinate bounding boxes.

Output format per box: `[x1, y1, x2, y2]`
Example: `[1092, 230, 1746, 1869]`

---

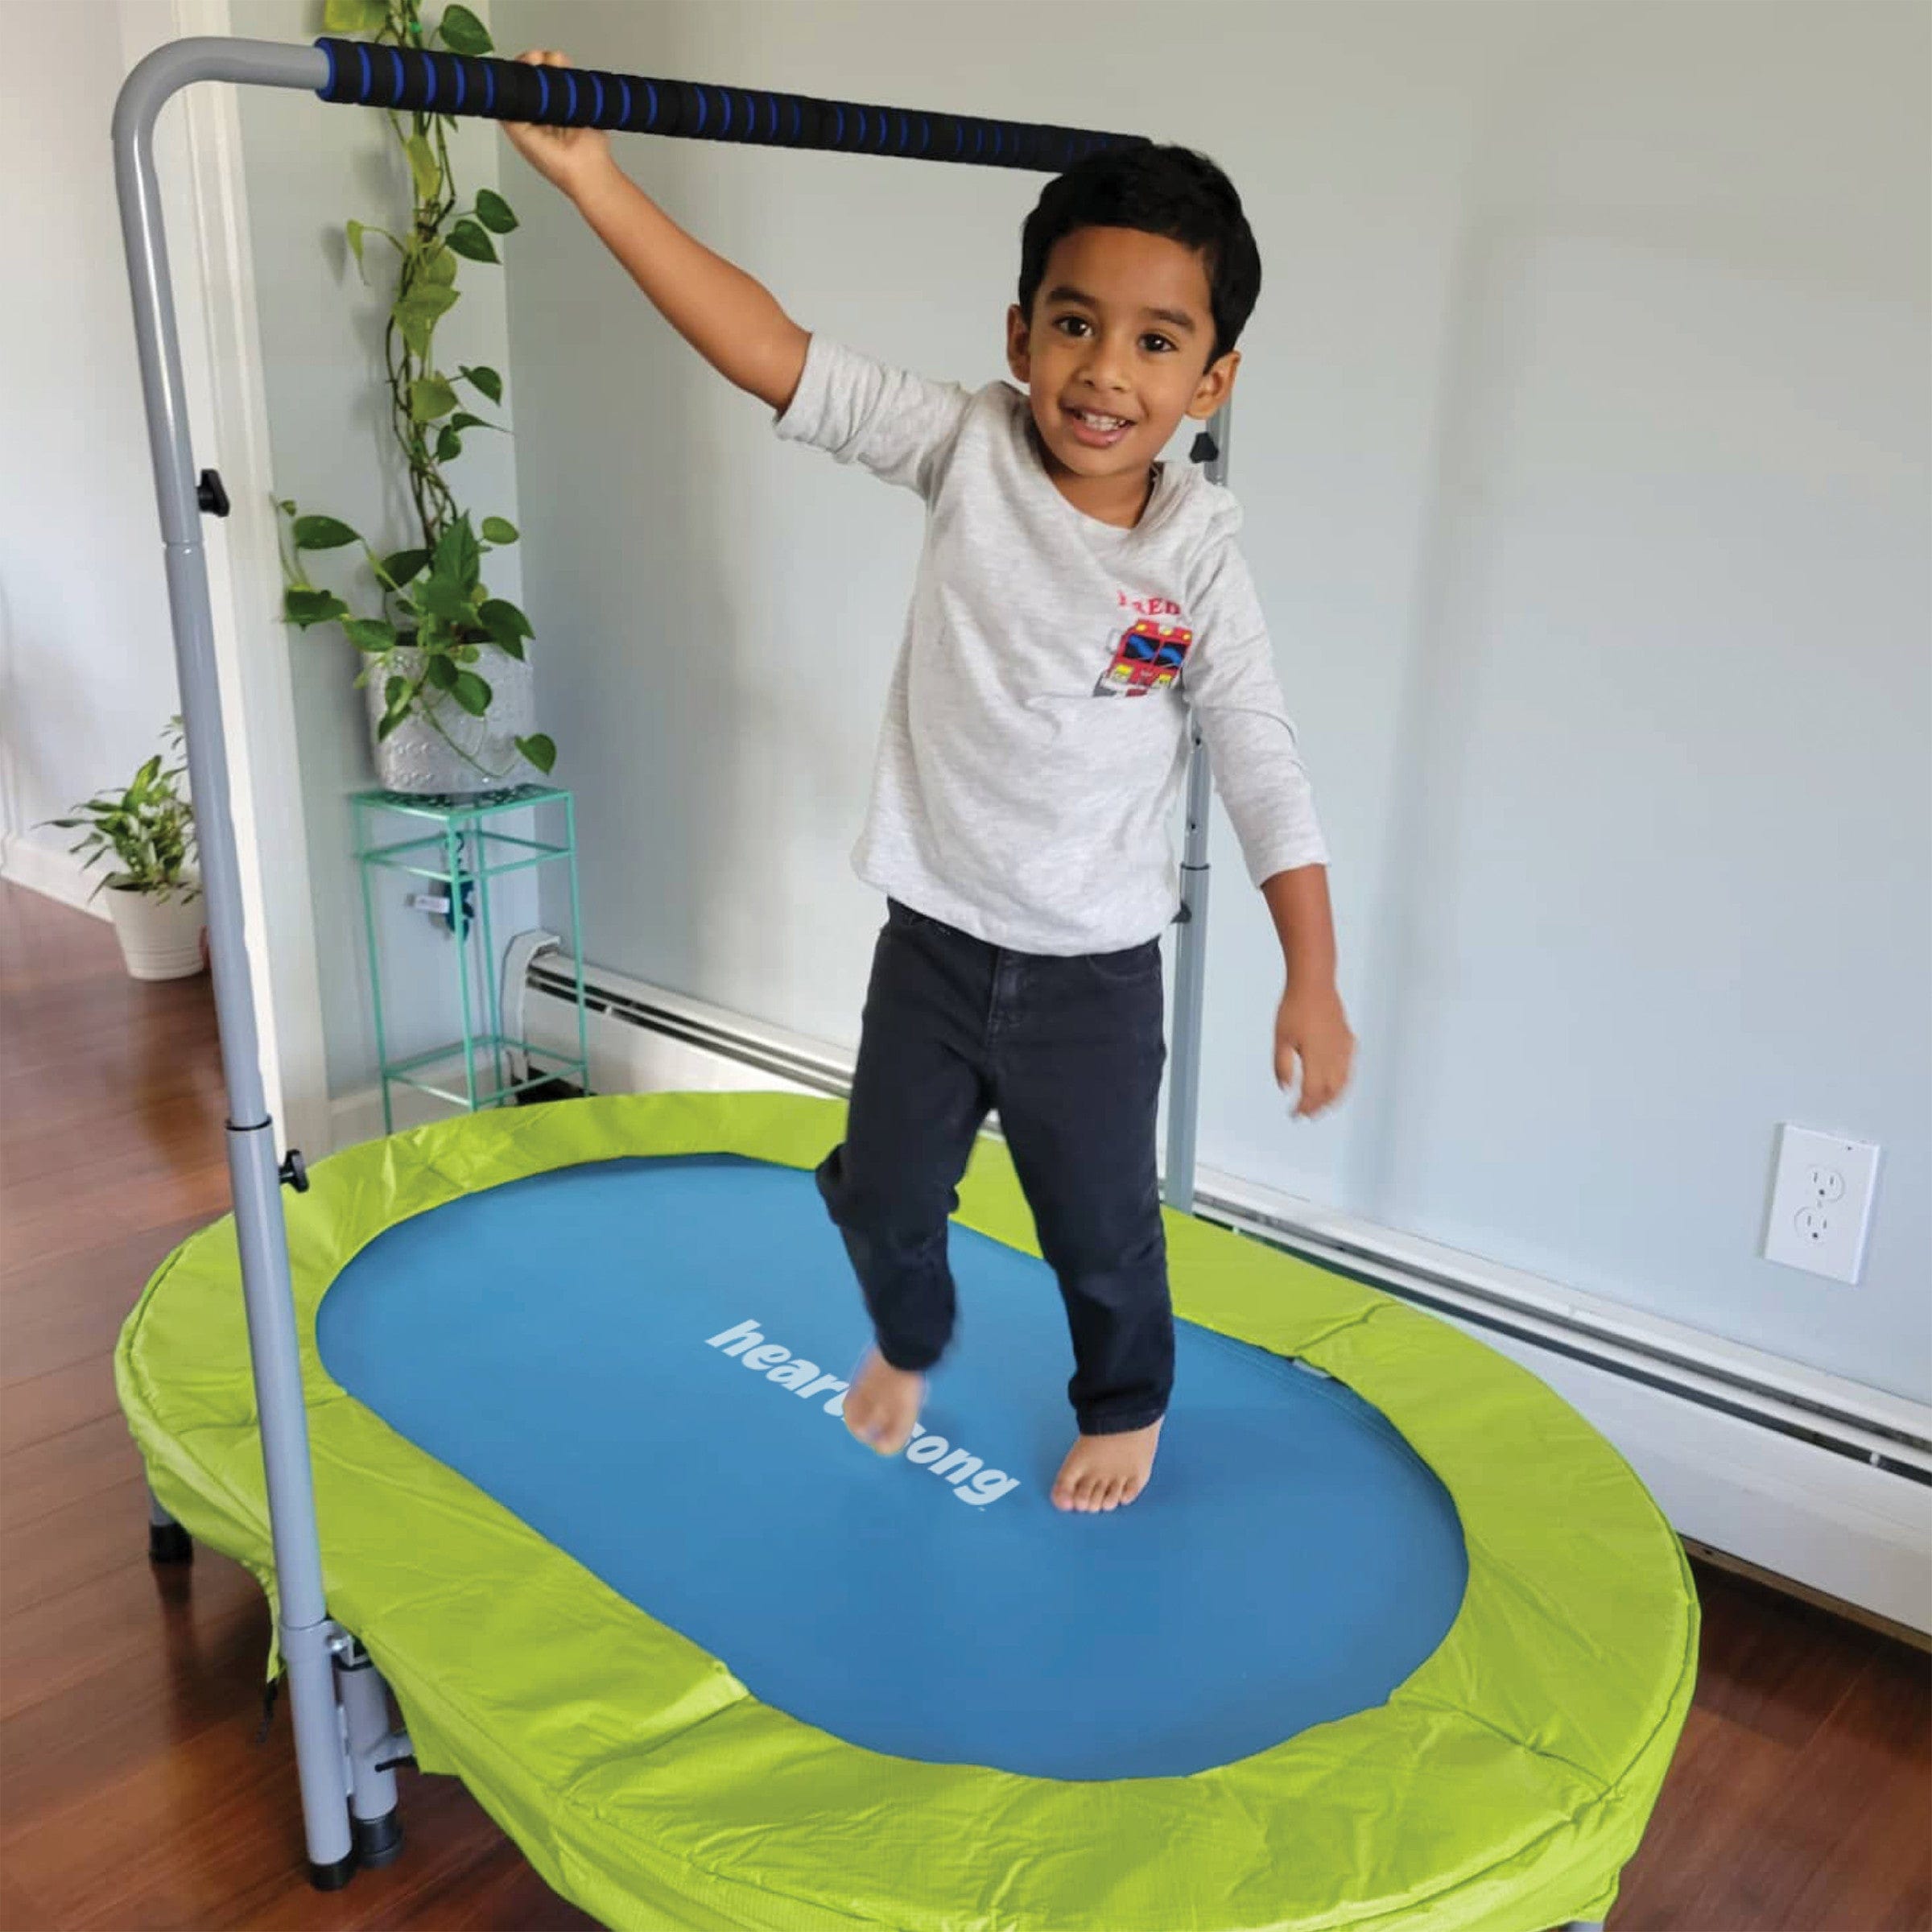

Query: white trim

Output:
[0, 828, 111, 919]
[525, 956, 1932, 1633]
[131, 0, 332, 1158]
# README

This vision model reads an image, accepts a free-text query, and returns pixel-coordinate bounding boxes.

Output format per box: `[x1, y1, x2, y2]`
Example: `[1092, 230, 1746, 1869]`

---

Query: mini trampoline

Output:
[110, 31, 1696, 1930]
[121, 1092, 1696, 1931]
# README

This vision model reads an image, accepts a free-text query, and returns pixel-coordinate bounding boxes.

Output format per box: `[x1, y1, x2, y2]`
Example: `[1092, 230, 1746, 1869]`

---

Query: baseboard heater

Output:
[527, 955, 1932, 1637]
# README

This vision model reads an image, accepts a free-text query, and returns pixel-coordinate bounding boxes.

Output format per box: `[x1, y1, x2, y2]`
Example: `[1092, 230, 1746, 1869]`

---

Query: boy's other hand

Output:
[504, 52, 613, 198]
[1274, 984, 1355, 1118]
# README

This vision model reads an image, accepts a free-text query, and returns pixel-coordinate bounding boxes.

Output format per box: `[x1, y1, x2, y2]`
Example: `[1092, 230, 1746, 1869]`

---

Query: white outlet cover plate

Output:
[1761, 1125, 1881, 1285]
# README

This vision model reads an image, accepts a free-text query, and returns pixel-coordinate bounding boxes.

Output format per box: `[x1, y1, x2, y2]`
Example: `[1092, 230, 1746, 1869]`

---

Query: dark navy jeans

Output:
[817, 900, 1172, 1436]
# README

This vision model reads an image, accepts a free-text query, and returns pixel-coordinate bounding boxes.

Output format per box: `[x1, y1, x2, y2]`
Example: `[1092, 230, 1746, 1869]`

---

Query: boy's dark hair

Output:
[1018, 145, 1261, 363]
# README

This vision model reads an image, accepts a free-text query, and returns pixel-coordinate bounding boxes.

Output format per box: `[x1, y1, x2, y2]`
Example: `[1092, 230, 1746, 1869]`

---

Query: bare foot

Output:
[1052, 1421, 1163, 1513]
[843, 1349, 923, 1455]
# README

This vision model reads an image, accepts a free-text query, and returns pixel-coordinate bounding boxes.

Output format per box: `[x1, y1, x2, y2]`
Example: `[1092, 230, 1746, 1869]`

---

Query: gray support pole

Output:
[1162, 402, 1230, 1213]
[336, 1640, 407, 1864]
[111, 38, 357, 1889]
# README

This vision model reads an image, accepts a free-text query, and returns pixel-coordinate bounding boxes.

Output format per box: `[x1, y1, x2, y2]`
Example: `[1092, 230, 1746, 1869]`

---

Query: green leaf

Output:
[516, 733, 557, 775]
[291, 513, 361, 550]
[417, 242, 458, 287]
[322, 0, 386, 31]
[437, 2, 493, 56]
[451, 670, 493, 716]
[447, 219, 497, 266]
[284, 587, 350, 629]
[489, 631, 526, 662]
[412, 576, 471, 624]
[436, 424, 463, 463]
[345, 218, 366, 270]
[448, 411, 497, 434]
[393, 282, 459, 357]
[432, 516, 483, 588]
[475, 189, 519, 235]
[409, 374, 459, 423]
[480, 517, 518, 545]
[424, 652, 460, 691]
[343, 617, 398, 653]
[479, 598, 532, 646]
[378, 547, 430, 589]
[404, 132, 440, 206]
[378, 675, 412, 739]
[459, 364, 502, 406]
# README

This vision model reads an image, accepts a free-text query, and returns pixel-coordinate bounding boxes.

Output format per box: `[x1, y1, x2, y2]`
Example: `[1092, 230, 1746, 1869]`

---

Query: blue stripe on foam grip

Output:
[387, 46, 404, 104]
[483, 56, 495, 114]
[645, 78, 658, 128]
[591, 72, 605, 123]
[564, 69, 579, 122]
[452, 56, 466, 113]
[421, 52, 437, 110]
[355, 42, 372, 105]
[316, 37, 338, 100]
[536, 66, 551, 120]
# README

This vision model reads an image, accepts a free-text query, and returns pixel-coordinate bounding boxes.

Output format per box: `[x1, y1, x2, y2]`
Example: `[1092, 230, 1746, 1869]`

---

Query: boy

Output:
[506, 56, 1356, 1514]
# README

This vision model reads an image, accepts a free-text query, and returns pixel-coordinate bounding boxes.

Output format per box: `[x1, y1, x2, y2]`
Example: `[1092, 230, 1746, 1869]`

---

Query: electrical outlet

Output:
[1761, 1125, 1880, 1284]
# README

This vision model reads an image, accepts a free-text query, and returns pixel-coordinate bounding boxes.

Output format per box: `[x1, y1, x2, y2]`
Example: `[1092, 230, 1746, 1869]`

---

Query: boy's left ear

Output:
[1005, 303, 1032, 384]
[1186, 349, 1240, 421]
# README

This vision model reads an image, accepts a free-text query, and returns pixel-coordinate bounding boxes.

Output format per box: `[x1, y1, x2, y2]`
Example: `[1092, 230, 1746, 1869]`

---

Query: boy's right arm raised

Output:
[504, 50, 809, 415]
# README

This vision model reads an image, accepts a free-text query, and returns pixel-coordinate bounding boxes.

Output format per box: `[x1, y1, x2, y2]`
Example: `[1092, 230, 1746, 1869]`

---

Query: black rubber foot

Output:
[308, 1852, 357, 1892]
[148, 1521, 194, 1565]
[353, 1809, 403, 1868]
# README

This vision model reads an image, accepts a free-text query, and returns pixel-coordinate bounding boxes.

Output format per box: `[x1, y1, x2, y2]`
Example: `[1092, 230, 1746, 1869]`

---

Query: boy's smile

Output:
[1007, 225, 1238, 527]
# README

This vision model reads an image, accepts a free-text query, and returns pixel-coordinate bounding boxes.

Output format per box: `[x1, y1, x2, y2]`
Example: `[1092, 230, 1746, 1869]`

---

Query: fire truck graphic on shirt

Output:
[1094, 618, 1195, 698]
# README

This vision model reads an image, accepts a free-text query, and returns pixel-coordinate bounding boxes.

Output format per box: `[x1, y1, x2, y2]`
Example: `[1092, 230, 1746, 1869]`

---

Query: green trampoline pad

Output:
[117, 1092, 1698, 1932]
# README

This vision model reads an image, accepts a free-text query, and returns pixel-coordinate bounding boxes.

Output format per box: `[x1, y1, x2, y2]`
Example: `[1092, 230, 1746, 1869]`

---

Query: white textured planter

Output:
[105, 881, 206, 981]
[365, 648, 538, 796]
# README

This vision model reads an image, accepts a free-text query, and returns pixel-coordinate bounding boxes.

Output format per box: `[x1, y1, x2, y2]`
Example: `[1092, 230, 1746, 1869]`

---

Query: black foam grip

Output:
[312, 39, 1145, 173]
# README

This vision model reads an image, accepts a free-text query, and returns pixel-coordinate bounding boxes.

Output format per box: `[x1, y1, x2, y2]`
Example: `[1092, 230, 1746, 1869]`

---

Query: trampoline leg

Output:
[336, 1638, 408, 1868]
[147, 1487, 192, 1565]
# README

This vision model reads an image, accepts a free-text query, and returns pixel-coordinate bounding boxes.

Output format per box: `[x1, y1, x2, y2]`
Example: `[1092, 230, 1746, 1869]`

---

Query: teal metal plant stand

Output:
[353, 784, 589, 1133]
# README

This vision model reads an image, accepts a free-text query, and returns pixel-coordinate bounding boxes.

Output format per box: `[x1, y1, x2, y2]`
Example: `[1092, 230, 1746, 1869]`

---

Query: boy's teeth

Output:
[1075, 410, 1126, 428]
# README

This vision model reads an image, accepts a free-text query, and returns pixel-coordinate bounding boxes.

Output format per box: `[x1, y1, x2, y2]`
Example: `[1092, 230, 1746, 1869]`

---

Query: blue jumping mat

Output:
[316, 1155, 1467, 1780]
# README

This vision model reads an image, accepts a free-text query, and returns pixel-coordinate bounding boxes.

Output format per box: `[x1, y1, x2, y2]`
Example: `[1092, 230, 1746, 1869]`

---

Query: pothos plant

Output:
[280, 0, 554, 779]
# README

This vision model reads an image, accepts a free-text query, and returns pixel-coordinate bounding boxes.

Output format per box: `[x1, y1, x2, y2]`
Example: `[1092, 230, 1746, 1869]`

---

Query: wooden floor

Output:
[1, 877, 1926, 1930]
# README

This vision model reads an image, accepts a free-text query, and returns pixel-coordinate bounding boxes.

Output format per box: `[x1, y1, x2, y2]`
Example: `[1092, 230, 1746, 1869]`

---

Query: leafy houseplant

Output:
[47, 721, 207, 981]
[281, 0, 555, 791]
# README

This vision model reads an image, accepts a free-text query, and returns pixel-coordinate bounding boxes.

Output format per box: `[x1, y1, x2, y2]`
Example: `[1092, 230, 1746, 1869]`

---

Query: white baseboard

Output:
[0, 829, 109, 919]
[523, 957, 1932, 1635]
[327, 1081, 470, 1152]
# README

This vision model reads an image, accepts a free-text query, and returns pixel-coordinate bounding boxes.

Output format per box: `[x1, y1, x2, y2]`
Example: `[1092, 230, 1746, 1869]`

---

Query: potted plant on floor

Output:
[47, 721, 205, 981]
[280, 0, 554, 795]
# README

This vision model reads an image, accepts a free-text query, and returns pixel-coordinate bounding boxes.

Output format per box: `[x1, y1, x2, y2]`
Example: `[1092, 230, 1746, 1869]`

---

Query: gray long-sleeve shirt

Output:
[777, 334, 1327, 956]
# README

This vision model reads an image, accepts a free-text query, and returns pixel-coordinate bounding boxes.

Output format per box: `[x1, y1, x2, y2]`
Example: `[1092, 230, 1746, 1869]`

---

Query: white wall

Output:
[0, 2, 189, 904]
[232, 0, 534, 1100]
[497, 1, 1928, 1401]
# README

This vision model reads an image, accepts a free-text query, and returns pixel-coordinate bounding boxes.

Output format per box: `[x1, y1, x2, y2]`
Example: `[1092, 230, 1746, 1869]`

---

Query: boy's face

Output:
[1007, 225, 1238, 489]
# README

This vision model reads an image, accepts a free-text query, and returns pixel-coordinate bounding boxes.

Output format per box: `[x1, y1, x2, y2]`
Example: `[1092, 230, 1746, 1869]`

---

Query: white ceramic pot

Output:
[365, 648, 538, 796]
[105, 881, 206, 981]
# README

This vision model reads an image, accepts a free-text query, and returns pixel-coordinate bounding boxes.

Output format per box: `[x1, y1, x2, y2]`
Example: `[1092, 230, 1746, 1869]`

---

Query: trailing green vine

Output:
[280, 0, 554, 779]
